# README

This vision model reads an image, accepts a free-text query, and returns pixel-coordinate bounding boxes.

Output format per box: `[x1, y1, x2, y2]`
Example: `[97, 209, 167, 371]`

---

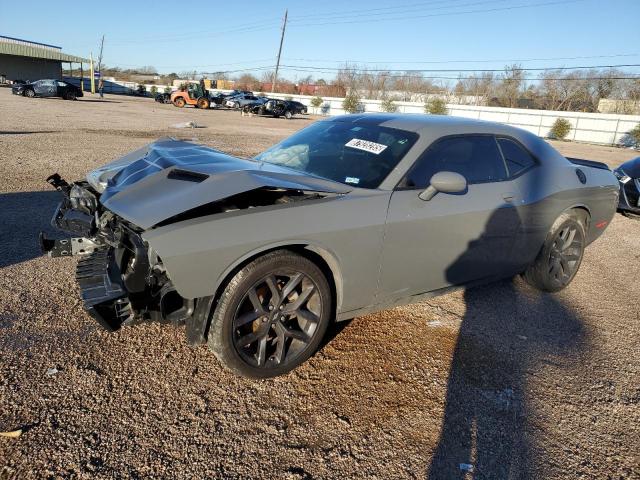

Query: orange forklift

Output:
[170, 79, 211, 109]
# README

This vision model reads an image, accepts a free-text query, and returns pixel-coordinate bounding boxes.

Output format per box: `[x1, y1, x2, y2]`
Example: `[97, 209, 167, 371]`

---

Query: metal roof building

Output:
[0, 35, 88, 82]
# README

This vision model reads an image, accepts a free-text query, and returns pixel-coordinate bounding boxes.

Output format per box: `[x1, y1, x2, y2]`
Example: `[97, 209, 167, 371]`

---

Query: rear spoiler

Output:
[567, 157, 611, 171]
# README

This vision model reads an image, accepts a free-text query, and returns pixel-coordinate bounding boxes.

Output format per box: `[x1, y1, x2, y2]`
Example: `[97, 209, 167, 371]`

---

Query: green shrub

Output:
[629, 123, 640, 146]
[425, 97, 447, 115]
[284, 95, 293, 101]
[310, 96, 323, 108]
[150, 85, 158, 96]
[164, 86, 171, 94]
[550, 118, 572, 140]
[380, 97, 398, 113]
[342, 91, 361, 114]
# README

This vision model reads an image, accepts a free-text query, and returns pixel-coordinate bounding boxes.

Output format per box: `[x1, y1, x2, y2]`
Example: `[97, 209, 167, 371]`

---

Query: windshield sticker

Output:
[345, 138, 388, 155]
[345, 177, 360, 185]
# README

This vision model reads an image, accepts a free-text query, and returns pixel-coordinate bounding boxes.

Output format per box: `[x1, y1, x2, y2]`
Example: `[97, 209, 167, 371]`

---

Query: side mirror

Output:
[419, 171, 467, 201]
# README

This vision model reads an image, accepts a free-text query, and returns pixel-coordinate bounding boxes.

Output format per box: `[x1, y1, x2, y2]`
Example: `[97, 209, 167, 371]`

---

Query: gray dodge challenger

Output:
[41, 114, 619, 378]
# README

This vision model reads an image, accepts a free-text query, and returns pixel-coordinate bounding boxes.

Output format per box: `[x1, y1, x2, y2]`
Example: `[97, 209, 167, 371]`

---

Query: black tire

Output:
[284, 110, 293, 120]
[522, 212, 586, 292]
[24, 89, 35, 98]
[208, 250, 332, 378]
[64, 91, 76, 100]
[621, 211, 640, 221]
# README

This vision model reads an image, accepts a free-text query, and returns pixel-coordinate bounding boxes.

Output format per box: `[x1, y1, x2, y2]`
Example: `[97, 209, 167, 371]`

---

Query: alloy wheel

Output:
[548, 224, 584, 287]
[232, 272, 322, 369]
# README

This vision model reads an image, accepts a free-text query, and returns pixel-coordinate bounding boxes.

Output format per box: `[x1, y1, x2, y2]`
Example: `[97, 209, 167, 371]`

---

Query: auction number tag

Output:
[345, 138, 388, 155]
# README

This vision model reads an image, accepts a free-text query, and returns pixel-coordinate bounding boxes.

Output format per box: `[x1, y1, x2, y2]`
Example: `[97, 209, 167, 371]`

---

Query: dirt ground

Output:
[0, 89, 638, 479]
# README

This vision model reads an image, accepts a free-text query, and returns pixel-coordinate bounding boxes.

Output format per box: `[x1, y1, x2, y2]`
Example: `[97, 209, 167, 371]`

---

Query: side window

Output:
[57, 81, 67, 87]
[401, 135, 508, 189]
[497, 137, 537, 177]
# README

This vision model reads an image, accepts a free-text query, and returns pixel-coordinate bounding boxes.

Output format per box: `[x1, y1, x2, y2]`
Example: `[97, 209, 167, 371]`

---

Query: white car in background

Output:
[225, 94, 264, 109]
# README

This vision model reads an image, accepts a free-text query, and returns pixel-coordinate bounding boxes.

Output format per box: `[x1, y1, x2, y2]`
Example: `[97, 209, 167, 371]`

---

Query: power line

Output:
[104, 58, 276, 70]
[278, 63, 640, 73]
[290, 0, 486, 19]
[287, 0, 584, 27]
[109, 23, 279, 46]
[282, 53, 640, 66]
[289, 0, 513, 22]
[276, 66, 640, 82]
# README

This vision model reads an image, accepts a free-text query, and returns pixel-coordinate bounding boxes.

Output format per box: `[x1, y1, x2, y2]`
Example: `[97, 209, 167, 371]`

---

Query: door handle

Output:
[502, 193, 515, 202]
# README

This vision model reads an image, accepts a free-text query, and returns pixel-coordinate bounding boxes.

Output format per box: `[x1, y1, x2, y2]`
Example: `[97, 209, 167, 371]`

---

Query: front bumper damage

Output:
[41, 174, 208, 339]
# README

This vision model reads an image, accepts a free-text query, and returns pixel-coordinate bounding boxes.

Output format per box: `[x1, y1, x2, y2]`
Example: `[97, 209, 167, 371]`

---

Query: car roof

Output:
[326, 113, 528, 138]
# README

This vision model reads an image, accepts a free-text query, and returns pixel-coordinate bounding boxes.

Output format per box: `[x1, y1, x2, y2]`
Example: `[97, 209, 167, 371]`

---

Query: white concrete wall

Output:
[248, 91, 640, 147]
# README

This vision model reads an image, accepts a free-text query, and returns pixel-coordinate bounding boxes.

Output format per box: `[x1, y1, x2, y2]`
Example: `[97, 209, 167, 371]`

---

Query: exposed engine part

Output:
[39, 233, 100, 257]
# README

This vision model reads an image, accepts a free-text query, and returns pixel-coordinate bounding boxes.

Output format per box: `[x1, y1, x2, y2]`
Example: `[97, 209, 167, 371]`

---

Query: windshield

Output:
[255, 121, 418, 189]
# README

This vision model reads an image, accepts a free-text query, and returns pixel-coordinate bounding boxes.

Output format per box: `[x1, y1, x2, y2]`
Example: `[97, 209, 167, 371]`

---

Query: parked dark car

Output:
[243, 98, 307, 119]
[10, 80, 27, 94]
[612, 156, 640, 218]
[154, 92, 172, 104]
[41, 115, 618, 378]
[17, 79, 83, 100]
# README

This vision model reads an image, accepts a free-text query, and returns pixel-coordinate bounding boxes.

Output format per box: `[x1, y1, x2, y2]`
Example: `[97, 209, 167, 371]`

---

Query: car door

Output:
[37, 79, 57, 97]
[32, 80, 47, 96]
[56, 80, 68, 96]
[378, 134, 522, 302]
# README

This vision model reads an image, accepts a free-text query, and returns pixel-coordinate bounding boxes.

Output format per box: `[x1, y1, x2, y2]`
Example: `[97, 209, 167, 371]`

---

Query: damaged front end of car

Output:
[40, 173, 195, 333]
[40, 138, 350, 340]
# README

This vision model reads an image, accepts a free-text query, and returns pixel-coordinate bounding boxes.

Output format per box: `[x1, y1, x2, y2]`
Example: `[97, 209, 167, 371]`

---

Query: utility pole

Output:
[97, 35, 105, 97]
[271, 9, 288, 93]
[90, 52, 95, 94]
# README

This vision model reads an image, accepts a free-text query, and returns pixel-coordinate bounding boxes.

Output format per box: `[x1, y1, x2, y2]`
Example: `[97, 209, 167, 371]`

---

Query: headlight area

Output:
[76, 229, 193, 332]
[41, 173, 194, 332]
[613, 169, 632, 184]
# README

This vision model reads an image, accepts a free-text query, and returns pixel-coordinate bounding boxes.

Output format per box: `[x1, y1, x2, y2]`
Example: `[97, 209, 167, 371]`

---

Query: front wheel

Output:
[196, 97, 210, 109]
[173, 97, 186, 107]
[522, 212, 586, 292]
[208, 251, 332, 378]
[284, 110, 293, 119]
[24, 89, 35, 98]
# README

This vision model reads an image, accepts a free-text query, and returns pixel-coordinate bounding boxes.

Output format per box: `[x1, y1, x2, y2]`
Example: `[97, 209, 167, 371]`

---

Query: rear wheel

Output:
[24, 89, 35, 98]
[522, 212, 586, 292]
[208, 251, 332, 378]
[173, 97, 186, 108]
[64, 91, 76, 100]
[284, 110, 293, 119]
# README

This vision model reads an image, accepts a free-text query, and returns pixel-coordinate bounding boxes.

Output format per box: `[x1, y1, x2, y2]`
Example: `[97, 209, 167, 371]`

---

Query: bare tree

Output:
[496, 64, 524, 107]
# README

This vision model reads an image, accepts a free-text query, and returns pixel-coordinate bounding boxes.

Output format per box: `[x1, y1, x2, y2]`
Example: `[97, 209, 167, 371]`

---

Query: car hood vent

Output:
[167, 169, 209, 183]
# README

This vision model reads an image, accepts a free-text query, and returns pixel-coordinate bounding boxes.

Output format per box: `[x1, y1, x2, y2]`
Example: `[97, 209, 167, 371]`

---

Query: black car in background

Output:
[613, 156, 640, 218]
[14, 79, 83, 100]
[10, 80, 27, 94]
[242, 98, 308, 119]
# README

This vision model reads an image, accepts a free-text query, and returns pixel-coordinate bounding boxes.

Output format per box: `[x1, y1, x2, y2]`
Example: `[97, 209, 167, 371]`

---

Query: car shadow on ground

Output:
[426, 280, 588, 479]
[77, 99, 123, 104]
[0, 191, 62, 268]
[426, 207, 589, 478]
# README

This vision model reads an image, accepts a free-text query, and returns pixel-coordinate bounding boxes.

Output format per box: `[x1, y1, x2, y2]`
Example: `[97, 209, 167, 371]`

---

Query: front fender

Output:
[142, 191, 390, 313]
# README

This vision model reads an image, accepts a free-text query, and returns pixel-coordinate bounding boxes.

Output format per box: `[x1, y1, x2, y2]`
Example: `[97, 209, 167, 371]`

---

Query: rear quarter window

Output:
[497, 137, 537, 177]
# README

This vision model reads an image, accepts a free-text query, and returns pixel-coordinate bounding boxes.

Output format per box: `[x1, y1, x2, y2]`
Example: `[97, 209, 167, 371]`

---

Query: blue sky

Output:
[1, 0, 639, 81]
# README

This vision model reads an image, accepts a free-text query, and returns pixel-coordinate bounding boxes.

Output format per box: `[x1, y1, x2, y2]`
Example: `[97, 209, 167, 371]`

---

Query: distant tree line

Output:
[63, 63, 640, 114]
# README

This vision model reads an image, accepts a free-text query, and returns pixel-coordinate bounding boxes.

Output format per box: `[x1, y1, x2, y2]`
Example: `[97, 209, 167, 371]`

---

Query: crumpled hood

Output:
[88, 138, 351, 229]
